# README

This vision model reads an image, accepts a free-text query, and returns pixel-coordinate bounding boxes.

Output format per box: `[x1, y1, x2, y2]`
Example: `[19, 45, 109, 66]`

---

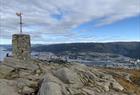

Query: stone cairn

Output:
[12, 34, 31, 60]
[12, 12, 31, 60]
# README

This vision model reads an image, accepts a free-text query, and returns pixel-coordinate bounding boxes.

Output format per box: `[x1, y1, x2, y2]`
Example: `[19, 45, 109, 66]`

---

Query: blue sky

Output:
[72, 16, 140, 42]
[0, 0, 140, 44]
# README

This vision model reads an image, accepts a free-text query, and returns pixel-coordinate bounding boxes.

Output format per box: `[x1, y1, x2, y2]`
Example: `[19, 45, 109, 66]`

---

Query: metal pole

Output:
[20, 15, 22, 34]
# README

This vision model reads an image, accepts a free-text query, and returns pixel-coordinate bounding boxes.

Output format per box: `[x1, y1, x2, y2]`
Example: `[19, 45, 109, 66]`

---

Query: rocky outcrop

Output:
[38, 82, 62, 95]
[53, 67, 83, 88]
[0, 57, 139, 95]
[0, 79, 19, 95]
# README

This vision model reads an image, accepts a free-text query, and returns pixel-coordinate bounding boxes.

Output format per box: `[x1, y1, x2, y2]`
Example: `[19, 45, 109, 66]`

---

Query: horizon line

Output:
[0, 41, 140, 45]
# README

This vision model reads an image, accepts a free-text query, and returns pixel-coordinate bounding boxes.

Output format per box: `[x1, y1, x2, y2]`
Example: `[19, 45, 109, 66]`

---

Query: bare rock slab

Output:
[54, 67, 83, 88]
[38, 82, 62, 95]
[0, 79, 19, 95]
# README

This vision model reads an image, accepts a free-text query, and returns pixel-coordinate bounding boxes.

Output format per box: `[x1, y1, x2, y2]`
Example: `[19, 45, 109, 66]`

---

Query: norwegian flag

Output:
[16, 12, 22, 16]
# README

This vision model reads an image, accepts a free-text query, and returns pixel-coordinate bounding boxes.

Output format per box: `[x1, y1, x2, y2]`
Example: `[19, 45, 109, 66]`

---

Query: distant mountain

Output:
[32, 42, 140, 59]
[1, 42, 140, 59]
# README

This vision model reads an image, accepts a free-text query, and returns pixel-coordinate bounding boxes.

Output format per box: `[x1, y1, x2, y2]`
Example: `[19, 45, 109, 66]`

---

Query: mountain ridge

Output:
[32, 42, 140, 59]
[1, 42, 140, 59]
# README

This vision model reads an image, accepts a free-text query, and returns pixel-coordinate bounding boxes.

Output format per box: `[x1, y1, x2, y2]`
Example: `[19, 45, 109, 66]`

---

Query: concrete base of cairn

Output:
[12, 34, 31, 60]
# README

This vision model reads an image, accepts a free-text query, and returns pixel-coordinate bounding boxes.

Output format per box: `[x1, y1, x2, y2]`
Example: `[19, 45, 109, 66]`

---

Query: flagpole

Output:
[16, 12, 23, 34]
[20, 15, 22, 34]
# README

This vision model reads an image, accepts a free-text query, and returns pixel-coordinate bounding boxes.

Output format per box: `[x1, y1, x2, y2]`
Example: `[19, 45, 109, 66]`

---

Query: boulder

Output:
[16, 78, 37, 89]
[15, 78, 38, 94]
[3, 57, 39, 71]
[54, 67, 83, 88]
[111, 80, 124, 91]
[43, 73, 63, 84]
[0, 64, 14, 78]
[22, 86, 34, 95]
[38, 73, 71, 95]
[54, 67, 79, 84]
[96, 81, 110, 91]
[70, 63, 88, 72]
[38, 82, 62, 95]
[0, 79, 19, 95]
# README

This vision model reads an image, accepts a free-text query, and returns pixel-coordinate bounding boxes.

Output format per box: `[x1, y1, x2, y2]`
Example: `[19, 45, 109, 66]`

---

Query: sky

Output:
[0, 0, 140, 44]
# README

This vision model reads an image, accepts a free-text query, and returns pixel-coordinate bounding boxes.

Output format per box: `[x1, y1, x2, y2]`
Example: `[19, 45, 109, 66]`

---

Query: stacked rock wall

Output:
[12, 34, 31, 60]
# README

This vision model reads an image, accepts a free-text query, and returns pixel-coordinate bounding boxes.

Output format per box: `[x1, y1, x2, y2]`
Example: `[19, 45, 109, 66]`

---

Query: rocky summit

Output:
[0, 57, 140, 95]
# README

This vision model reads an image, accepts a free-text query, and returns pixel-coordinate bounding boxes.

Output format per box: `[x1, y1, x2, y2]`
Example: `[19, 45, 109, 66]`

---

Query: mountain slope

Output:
[32, 42, 140, 59]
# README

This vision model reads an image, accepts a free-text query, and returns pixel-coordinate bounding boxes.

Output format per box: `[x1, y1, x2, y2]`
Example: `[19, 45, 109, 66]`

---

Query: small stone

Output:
[82, 88, 95, 95]
[111, 80, 124, 91]
[36, 69, 41, 74]
[22, 86, 34, 94]
[96, 81, 110, 92]
[35, 73, 39, 77]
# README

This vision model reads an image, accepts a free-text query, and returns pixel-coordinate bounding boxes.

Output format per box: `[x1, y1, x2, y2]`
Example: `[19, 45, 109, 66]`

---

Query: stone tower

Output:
[12, 34, 31, 60]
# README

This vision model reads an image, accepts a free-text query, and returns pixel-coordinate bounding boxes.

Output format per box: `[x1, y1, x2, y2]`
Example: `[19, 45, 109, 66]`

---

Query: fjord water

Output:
[0, 47, 11, 61]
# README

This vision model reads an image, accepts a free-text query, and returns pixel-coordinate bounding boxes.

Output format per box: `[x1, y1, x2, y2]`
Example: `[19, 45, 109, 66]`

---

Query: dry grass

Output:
[97, 68, 140, 95]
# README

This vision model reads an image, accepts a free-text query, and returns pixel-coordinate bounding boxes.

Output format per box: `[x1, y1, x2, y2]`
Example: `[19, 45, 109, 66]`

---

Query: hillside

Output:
[32, 42, 140, 59]
[0, 57, 140, 95]
[1, 42, 140, 59]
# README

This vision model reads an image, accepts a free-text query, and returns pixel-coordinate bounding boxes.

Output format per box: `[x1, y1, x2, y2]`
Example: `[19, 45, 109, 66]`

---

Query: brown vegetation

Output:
[97, 68, 140, 95]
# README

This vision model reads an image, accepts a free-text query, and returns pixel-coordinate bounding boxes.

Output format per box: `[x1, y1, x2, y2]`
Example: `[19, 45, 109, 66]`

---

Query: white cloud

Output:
[0, 0, 140, 43]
